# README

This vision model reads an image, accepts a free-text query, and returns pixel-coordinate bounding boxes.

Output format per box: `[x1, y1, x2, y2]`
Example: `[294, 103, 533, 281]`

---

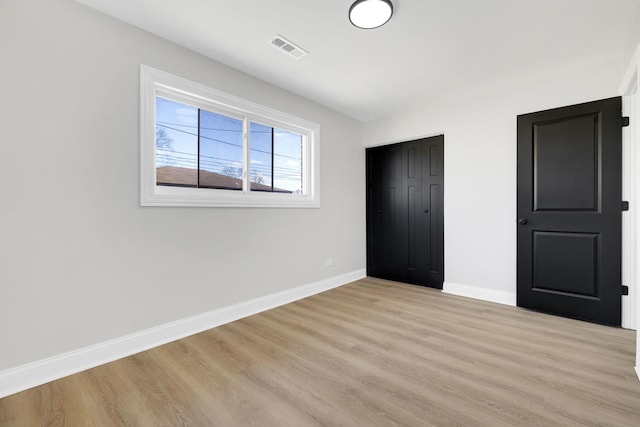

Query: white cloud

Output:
[178, 115, 198, 125]
[175, 107, 198, 125]
[176, 108, 197, 116]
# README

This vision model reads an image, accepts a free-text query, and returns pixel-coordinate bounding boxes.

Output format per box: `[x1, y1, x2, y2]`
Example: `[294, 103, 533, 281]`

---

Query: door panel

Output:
[366, 135, 444, 288]
[429, 182, 443, 280]
[533, 231, 598, 297]
[517, 97, 622, 325]
[534, 114, 600, 211]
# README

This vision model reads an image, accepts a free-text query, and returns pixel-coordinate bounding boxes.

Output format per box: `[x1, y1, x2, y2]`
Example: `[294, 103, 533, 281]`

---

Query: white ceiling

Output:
[77, 0, 640, 122]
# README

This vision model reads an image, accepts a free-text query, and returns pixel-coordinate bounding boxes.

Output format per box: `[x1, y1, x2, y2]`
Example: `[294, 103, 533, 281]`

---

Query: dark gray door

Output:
[366, 135, 444, 288]
[517, 97, 622, 325]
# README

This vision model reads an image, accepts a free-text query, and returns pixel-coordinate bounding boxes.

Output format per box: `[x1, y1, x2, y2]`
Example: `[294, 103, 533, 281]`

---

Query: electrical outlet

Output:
[324, 258, 333, 266]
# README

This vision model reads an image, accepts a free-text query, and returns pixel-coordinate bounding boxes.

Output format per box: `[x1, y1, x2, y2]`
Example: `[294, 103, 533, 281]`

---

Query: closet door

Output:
[367, 135, 444, 288]
[367, 143, 403, 280]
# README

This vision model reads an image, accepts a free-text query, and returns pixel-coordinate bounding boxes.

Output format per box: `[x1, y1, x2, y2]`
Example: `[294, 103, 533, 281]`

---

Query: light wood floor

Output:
[1, 278, 639, 426]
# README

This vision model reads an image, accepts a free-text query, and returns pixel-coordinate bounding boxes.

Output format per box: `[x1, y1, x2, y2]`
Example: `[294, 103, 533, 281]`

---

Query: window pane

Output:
[155, 97, 198, 187]
[250, 124, 303, 193]
[274, 128, 303, 194]
[199, 109, 243, 190]
[249, 122, 273, 191]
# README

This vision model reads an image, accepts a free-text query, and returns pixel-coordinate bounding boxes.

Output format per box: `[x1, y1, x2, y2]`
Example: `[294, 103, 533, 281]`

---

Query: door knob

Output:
[518, 218, 528, 225]
[424, 209, 429, 213]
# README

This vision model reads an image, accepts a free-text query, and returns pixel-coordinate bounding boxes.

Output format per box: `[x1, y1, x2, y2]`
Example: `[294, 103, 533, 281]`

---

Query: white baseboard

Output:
[443, 281, 516, 306]
[0, 269, 366, 399]
[636, 365, 640, 381]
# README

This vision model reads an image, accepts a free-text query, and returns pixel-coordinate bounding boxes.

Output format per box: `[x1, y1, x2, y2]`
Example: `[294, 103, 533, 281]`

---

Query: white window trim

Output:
[140, 65, 320, 208]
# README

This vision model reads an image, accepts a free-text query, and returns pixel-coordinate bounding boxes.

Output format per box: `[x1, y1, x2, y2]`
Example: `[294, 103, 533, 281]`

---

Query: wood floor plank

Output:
[1, 277, 639, 426]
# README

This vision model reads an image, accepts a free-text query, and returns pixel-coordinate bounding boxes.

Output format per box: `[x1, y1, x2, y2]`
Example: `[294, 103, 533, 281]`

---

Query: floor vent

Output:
[269, 35, 308, 59]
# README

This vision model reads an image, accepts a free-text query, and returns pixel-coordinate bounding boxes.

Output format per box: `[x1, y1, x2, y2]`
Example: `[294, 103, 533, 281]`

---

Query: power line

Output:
[157, 120, 297, 136]
[157, 149, 301, 174]
[155, 117, 303, 191]
[157, 124, 302, 161]
[158, 120, 274, 134]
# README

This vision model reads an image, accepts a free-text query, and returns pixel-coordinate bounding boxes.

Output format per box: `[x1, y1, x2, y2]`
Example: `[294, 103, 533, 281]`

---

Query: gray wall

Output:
[0, 0, 365, 371]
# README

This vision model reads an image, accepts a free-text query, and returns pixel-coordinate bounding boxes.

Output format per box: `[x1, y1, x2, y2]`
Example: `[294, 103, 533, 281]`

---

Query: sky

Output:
[155, 97, 303, 192]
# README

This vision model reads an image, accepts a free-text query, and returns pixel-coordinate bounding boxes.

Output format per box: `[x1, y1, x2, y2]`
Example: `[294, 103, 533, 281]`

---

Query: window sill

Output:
[141, 185, 320, 208]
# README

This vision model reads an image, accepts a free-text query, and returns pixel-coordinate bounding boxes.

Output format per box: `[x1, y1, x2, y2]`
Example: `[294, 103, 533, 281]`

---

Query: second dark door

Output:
[366, 135, 444, 288]
[517, 97, 622, 325]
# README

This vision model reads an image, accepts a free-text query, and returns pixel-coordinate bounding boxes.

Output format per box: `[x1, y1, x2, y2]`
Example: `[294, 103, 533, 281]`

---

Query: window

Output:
[140, 65, 319, 207]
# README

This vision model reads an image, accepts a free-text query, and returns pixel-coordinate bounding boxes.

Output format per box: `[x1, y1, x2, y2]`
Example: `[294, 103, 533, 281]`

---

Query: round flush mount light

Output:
[349, 0, 394, 29]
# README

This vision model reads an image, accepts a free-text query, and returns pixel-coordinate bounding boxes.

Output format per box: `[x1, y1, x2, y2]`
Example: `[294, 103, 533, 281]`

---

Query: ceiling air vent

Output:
[269, 35, 308, 60]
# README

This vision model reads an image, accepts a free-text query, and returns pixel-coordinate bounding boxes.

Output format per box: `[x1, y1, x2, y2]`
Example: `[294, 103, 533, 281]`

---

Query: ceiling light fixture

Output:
[349, 0, 393, 29]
